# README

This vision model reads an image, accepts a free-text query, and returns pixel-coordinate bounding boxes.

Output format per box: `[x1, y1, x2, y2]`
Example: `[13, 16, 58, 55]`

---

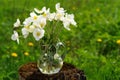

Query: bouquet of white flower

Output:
[11, 3, 77, 74]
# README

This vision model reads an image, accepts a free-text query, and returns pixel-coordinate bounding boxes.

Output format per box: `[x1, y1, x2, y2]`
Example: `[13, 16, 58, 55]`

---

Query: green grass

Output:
[0, 0, 120, 80]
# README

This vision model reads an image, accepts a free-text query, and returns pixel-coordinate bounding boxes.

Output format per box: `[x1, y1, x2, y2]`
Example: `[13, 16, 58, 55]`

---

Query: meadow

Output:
[0, 0, 120, 80]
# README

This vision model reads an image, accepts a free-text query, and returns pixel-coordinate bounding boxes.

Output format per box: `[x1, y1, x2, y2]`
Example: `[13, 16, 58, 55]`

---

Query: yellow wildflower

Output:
[97, 38, 102, 42]
[24, 52, 29, 56]
[11, 52, 18, 57]
[96, 8, 100, 12]
[28, 42, 34, 46]
[116, 40, 120, 45]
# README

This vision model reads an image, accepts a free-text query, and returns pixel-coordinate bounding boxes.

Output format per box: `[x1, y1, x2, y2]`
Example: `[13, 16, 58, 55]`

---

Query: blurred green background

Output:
[0, 0, 120, 80]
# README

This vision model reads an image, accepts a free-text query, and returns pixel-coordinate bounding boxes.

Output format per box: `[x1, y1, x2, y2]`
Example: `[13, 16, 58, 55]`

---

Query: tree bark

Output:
[18, 62, 86, 80]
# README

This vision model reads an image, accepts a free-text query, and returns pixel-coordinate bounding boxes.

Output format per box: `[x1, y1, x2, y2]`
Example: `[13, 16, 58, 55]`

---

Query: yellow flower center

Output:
[36, 32, 41, 36]
[40, 23, 45, 28]
[25, 26, 29, 29]
[34, 16, 38, 20]
[57, 14, 61, 18]
[43, 13, 47, 17]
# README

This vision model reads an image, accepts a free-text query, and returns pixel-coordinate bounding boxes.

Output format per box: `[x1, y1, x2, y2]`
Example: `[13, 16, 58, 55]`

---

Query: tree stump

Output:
[18, 62, 86, 80]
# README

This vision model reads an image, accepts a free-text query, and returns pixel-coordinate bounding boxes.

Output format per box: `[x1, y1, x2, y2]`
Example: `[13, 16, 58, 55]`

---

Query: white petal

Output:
[30, 12, 37, 17]
[22, 28, 29, 38]
[14, 19, 20, 27]
[71, 20, 77, 26]
[28, 25, 35, 32]
[56, 3, 65, 13]
[46, 8, 50, 13]
[34, 8, 43, 14]
[63, 21, 70, 30]
[42, 7, 47, 12]
[11, 34, 16, 41]
[23, 17, 32, 26]
[11, 31, 18, 40]
[11, 31, 19, 44]
[56, 3, 60, 10]
[48, 13, 56, 21]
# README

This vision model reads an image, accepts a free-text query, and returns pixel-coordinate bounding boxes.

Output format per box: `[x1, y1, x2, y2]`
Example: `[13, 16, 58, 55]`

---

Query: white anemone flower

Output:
[43, 8, 50, 19]
[66, 14, 77, 26]
[11, 31, 19, 44]
[21, 28, 29, 38]
[55, 3, 65, 21]
[23, 17, 32, 27]
[48, 13, 56, 21]
[55, 12, 65, 21]
[14, 19, 20, 27]
[33, 28, 45, 41]
[37, 15, 47, 28]
[62, 13, 77, 30]
[30, 12, 40, 22]
[30, 12, 41, 27]
[29, 12, 47, 28]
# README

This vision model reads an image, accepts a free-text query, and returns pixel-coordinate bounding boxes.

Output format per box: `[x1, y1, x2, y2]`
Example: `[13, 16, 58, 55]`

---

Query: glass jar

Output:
[37, 42, 64, 74]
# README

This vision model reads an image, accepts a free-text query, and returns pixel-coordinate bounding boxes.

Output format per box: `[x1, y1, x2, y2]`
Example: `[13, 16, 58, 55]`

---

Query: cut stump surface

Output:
[18, 62, 86, 80]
